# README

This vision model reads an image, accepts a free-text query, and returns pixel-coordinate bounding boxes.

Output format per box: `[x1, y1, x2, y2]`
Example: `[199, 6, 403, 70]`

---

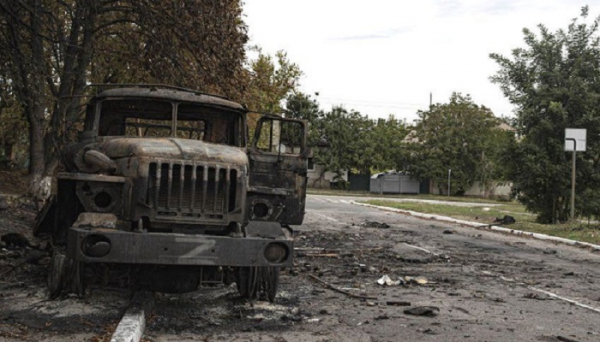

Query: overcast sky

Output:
[244, 0, 600, 123]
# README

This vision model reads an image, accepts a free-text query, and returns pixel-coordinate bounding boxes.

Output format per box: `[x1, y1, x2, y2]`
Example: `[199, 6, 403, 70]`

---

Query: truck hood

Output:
[99, 138, 248, 165]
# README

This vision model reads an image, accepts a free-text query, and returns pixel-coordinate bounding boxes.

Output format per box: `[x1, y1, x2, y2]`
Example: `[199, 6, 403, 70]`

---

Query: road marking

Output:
[483, 269, 600, 315]
[310, 211, 341, 222]
[111, 291, 155, 342]
[324, 198, 339, 203]
[340, 200, 352, 204]
[528, 287, 600, 314]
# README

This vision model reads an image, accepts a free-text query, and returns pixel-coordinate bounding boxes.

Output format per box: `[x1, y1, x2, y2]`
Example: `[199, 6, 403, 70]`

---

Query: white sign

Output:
[565, 128, 587, 152]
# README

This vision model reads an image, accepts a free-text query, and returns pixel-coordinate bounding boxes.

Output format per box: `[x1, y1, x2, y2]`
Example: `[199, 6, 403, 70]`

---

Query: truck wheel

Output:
[47, 247, 85, 299]
[235, 267, 279, 302]
[235, 266, 258, 299]
[260, 267, 279, 302]
[48, 248, 67, 299]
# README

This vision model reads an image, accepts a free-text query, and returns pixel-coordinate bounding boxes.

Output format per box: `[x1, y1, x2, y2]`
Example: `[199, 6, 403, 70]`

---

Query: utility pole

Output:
[447, 169, 451, 197]
[429, 92, 432, 107]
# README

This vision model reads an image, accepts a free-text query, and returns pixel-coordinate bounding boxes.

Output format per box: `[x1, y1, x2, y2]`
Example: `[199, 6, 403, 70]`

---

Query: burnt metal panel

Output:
[94, 87, 245, 111]
[67, 227, 293, 267]
[147, 160, 237, 220]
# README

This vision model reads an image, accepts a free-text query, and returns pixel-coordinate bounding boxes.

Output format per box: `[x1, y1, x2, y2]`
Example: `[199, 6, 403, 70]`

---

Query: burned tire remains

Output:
[48, 248, 85, 299]
[235, 267, 280, 302]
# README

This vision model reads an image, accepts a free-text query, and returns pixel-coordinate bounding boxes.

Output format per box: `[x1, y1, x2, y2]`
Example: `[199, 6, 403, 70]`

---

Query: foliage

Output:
[284, 94, 409, 181]
[309, 106, 375, 176]
[407, 93, 509, 195]
[245, 50, 303, 114]
[0, 0, 248, 194]
[369, 115, 409, 172]
[490, 6, 600, 223]
[244, 50, 303, 140]
[285, 92, 321, 123]
[0, 82, 28, 167]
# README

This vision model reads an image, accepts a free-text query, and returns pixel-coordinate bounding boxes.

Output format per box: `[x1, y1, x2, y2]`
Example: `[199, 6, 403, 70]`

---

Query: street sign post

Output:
[565, 128, 587, 220]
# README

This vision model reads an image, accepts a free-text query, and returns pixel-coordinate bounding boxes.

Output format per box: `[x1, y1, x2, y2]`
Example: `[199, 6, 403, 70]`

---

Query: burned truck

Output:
[35, 85, 308, 301]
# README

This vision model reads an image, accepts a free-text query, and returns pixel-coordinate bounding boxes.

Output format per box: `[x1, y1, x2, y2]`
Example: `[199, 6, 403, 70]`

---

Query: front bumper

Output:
[67, 227, 293, 267]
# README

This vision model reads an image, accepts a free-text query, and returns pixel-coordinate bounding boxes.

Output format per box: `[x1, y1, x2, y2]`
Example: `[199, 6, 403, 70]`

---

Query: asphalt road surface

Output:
[1, 194, 600, 341]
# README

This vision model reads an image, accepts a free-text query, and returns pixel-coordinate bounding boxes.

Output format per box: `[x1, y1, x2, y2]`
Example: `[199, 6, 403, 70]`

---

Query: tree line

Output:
[285, 6, 600, 224]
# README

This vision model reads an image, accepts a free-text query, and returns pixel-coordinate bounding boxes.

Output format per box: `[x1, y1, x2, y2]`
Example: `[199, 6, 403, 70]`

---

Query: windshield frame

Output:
[90, 97, 247, 147]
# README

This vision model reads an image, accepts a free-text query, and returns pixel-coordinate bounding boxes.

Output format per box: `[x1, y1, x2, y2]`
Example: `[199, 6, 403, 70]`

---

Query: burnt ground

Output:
[1, 194, 600, 341]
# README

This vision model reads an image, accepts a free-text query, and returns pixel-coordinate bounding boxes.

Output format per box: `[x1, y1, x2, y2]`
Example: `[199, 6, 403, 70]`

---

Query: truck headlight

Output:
[77, 182, 122, 214]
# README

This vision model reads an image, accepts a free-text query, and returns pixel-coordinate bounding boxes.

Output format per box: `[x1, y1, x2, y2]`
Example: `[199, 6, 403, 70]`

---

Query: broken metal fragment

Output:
[404, 306, 440, 317]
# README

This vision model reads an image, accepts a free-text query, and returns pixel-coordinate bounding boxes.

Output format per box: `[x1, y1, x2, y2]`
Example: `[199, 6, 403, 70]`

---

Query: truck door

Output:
[247, 116, 308, 225]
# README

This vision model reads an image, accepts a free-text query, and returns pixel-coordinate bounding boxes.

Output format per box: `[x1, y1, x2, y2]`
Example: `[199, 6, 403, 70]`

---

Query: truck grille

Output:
[148, 162, 237, 218]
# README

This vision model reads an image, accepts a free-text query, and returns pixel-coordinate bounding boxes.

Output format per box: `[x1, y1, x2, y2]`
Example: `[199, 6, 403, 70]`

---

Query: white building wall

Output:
[307, 164, 348, 188]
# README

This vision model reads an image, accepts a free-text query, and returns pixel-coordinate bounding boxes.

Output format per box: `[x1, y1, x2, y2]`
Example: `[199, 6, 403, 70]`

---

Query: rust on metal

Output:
[36, 84, 308, 297]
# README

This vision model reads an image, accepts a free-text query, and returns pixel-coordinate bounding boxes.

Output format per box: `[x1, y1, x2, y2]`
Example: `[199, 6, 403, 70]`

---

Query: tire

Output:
[47, 247, 85, 299]
[235, 267, 280, 302]
[48, 249, 66, 299]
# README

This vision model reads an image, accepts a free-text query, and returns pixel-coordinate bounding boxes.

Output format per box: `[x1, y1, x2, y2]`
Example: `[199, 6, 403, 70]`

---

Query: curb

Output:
[353, 201, 600, 252]
[111, 291, 155, 342]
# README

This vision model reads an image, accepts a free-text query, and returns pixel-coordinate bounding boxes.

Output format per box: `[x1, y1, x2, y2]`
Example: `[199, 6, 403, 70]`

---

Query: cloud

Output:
[330, 26, 412, 41]
[437, 0, 464, 16]
[482, 1, 518, 15]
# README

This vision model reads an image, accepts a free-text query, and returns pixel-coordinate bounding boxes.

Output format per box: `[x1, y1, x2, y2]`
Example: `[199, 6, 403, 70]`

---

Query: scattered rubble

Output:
[386, 301, 411, 306]
[404, 306, 440, 317]
[377, 275, 403, 286]
[360, 220, 390, 229]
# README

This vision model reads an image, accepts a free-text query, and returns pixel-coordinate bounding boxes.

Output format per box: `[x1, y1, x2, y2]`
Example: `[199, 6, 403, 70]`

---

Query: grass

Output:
[360, 199, 600, 245]
[307, 188, 504, 204]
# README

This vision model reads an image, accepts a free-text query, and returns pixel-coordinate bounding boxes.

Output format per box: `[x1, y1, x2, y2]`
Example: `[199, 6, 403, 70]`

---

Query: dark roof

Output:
[93, 86, 245, 111]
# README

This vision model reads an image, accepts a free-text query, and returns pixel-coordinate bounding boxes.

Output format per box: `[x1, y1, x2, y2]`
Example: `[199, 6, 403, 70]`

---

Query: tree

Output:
[369, 115, 409, 173]
[407, 93, 506, 195]
[490, 6, 600, 223]
[0, 0, 248, 195]
[307, 106, 375, 185]
[285, 92, 321, 123]
[0, 80, 27, 167]
[245, 50, 303, 114]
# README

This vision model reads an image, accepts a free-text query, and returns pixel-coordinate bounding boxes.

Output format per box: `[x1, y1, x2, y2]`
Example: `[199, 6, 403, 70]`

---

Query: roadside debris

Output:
[404, 306, 440, 317]
[376, 275, 429, 286]
[493, 215, 516, 225]
[1, 232, 37, 249]
[523, 293, 551, 300]
[386, 301, 411, 306]
[377, 275, 402, 286]
[360, 220, 390, 229]
[405, 276, 429, 285]
[557, 336, 581, 342]
[307, 274, 377, 300]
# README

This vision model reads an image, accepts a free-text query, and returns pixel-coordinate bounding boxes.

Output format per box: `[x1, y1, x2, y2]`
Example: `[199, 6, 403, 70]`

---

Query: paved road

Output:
[1, 194, 600, 341]
[295, 195, 600, 342]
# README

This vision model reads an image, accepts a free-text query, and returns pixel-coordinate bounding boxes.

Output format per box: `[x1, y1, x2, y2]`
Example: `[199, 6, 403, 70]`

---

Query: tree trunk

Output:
[28, 113, 46, 197]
